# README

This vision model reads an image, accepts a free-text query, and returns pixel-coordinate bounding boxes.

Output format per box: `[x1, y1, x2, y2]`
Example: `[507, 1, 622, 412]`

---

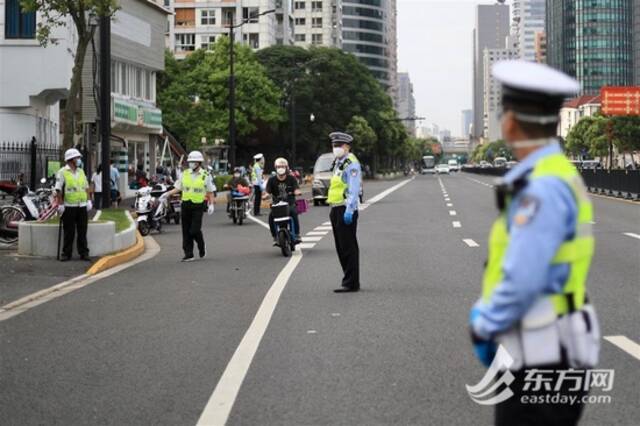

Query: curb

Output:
[86, 231, 145, 276]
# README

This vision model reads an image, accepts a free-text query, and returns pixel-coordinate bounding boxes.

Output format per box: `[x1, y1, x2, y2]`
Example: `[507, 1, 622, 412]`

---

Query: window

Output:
[295, 34, 306, 42]
[312, 17, 322, 28]
[201, 9, 216, 25]
[111, 62, 118, 94]
[201, 35, 216, 50]
[243, 7, 259, 23]
[135, 68, 142, 98]
[121, 63, 129, 96]
[175, 8, 195, 27]
[295, 18, 306, 25]
[5, 0, 36, 39]
[243, 33, 260, 49]
[294, 1, 305, 10]
[312, 34, 323, 45]
[176, 33, 196, 51]
[312, 1, 322, 12]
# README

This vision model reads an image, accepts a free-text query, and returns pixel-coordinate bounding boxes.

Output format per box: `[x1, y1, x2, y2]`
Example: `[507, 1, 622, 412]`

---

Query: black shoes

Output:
[59, 256, 71, 262]
[199, 244, 206, 259]
[80, 255, 91, 261]
[181, 255, 195, 262]
[334, 287, 359, 293]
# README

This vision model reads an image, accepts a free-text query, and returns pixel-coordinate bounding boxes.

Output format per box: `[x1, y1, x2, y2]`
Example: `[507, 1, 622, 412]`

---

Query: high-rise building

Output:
[483, 47, 518, 142]
[634, 0, 640, 85]
[461, 109, 473, 137]
[397, 72, 416, 137]
[472, 2, 510, 139]
[546, 0, 634, 95]
[167, 0, 291, 59]
[342, 0, 398, 98]
[292, 0, 342, 47]
[535, 31, 547, 63]
[511, 0, 545, 61]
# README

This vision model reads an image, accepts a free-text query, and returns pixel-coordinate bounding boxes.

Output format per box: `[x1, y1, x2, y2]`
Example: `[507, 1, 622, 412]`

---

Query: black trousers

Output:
[268, 204, 300, 238]
[495, 363, 588, 426]
[62, 206, 88, 258]
[330, 206, 359, 289]
[181, 201, 205, 257]
[253, 185, 262, 215]
[93, 193, 102, 210]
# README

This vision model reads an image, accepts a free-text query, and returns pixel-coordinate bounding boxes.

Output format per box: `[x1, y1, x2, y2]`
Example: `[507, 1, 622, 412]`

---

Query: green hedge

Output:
[214, 175, 233, 191]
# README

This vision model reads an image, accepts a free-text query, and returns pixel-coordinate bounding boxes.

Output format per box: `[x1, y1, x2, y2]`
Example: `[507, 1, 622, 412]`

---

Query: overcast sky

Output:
[397, 0, 485, 136]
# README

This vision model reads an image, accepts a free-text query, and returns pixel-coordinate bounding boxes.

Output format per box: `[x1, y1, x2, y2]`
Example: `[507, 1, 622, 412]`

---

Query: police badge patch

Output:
[513, 195, 540, 226]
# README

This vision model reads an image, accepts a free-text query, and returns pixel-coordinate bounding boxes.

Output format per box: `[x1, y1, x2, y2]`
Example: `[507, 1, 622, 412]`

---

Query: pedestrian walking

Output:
[55, 148, 92, 261]
[251, 153, 265, 216]
[162, 151, 216, 262]
[91, 164, 103, 210]
[468, 60, 600, 426]
[327, 132, 362, 293]
[110, 160, 120, 207]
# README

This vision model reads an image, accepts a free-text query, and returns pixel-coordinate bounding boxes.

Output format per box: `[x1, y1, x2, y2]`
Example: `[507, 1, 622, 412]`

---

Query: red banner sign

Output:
[601, 86, 640, 116]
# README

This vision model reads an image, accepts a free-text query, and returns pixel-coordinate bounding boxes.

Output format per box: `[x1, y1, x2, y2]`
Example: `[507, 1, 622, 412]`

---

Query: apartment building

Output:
[292, 0, 341, 47]
[483, 47, 518, 142]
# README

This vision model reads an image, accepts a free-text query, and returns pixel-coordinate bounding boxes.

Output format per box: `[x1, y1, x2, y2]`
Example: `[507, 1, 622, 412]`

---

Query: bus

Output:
[422, 156, 436, 174]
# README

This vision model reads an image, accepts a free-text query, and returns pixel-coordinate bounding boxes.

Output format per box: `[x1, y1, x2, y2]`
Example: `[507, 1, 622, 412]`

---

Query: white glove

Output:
[86, 200, 93, 211]
[57, 205, 65, 215]
[159, 193, 169, 200]
[207, 203, 215, 215]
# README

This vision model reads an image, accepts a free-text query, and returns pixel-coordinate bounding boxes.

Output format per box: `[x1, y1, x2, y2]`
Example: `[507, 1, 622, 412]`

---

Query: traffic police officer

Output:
[162, 151, 215, 262]
[251, 153, 265, 215]
[55, 148, 92, 261]
[469, 61, 600, 426]
[327, 132, 362, 293]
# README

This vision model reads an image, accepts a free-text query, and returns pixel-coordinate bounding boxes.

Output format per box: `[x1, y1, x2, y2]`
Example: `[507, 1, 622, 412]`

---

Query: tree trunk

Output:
[62, 33, 92, 150]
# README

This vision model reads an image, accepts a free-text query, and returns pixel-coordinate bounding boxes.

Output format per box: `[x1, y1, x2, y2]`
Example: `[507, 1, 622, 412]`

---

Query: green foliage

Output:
[346, 116, 377, 158]
[157, 38, 284, 151]
[213, 175, 232, 191]
[471, 140, 512, 163]
[99, 208, 132, 233]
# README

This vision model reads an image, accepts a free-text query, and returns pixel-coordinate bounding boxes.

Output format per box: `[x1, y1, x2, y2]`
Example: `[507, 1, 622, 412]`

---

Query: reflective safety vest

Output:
[181, 169, 208, 203]
[327, 153, 359, 206]
[251, 163, 261, 185]
[62, 168, 88, 204]
[482, 153, 595, 316]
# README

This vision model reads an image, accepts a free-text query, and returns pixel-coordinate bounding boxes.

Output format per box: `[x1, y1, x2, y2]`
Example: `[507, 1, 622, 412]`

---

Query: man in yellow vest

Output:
[162, 151, 216, 262]
[469, 61, 600, 425]
[55, 148, 92, 261]
[327, 132, 362, 293]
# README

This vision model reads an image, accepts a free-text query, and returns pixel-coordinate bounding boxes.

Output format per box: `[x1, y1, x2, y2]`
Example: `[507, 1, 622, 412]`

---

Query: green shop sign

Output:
[114, 100, 138, 125]
[113, 98, 162, 130]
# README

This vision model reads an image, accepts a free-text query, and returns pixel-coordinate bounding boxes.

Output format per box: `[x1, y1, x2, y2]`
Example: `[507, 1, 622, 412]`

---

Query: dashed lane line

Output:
[604, 336, 640, 361]
[449, 210, 457, 216]
[297, 243, 316, 250]
[314, 226, 333, 231]
[307, 231, 329, 236]
[452, 221, 461, 228]
[463, 239, 480, 247]
[446, 203, 453, 207]
[623, 232, 640, 240]
[301, 236, 323, 242]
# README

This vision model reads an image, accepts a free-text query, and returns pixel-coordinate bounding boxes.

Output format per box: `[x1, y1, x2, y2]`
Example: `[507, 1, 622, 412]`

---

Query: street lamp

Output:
[227, 8, 276, 170]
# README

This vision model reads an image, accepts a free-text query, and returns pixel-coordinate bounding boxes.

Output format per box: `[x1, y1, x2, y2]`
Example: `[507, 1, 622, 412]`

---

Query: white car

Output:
[435, 164, 451, 174]
[447, 160, 459, 172]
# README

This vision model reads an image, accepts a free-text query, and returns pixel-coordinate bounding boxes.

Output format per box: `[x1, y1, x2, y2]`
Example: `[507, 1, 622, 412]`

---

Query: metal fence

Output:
[463, 167, 640, 200]
[0, 138, 62, 189]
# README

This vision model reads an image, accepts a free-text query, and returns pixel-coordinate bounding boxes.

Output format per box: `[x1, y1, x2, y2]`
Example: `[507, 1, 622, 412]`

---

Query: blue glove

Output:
[343, 210, 353, 225]
[470, 306, 496, 367]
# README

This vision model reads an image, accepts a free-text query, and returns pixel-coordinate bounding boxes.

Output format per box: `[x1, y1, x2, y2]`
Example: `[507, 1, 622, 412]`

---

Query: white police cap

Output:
[492, 60, 581, 96]
[253, 153, 264, 160]
[329, 132, 353, 144]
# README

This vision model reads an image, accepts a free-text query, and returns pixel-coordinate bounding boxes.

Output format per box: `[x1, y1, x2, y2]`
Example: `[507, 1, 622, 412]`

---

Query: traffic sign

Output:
[601, 86, 640, 116]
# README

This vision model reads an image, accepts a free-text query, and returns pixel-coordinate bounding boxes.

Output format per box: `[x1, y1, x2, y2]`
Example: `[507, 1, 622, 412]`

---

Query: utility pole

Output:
[99, 14, 111, 208]
[290, 91, 296, 164]
[228, 25, 236, 170]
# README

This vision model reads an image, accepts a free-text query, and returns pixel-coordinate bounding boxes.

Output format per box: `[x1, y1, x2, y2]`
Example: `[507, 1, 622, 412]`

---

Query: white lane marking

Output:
[301, 236, 323, 242]
[297, 243, 316, 249]
[449, 210, 457, 216]
[322, 221, 331, 226]
[604, 336, 640, 361]
[197, 178, 415, 425]
[465, 176, 495, 188]
[307, 231, 328, 236]
[445, 198, 450, 202]
[452, 221, 461, 228]
[446, 203, 453, 207]
[247, 213, 271, 230]
[0, 237, 161, 322]
[623, 232, 640, 240]
[365, 177, 414, 204]
[463, 239, 479, 247]
[196, 252, 304, 426]
[314, 226, 333, 231]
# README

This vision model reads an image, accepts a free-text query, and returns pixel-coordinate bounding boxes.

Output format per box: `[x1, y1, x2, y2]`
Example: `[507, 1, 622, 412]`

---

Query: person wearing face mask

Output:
[263, 158, 302, 245]
[327, 132, 362, 293]
[224, 167, 251, 213]
[55, 148, 92, 261]
[162, 151, 216, 262]
[251, 153, 266, 216]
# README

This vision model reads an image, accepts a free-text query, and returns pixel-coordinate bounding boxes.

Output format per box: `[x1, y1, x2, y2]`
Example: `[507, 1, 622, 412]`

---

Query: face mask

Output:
[333, 147, 346, 158]
[276, 167, 287, 176]
[189, 162, 199, 171]
[76, 159, 83, 168]
[233, 173, 241, 178]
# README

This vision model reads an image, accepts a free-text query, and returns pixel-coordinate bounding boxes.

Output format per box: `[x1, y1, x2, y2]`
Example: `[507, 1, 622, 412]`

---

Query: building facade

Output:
[396, 72, 415, 137]
[292, 0, 341, 47]
[546, 0, 634, 95]
[511, 0, 545, 61]
[635, 0, 640, 85]
[472, 2, 510, 139]
[535, 31, 547, 63]
[0, 0, 73, 145]
[167, 0, 291, 59]
[483, 47, 518, 142]
[558, 95, 601, 139]
[461, 109, 472, 138]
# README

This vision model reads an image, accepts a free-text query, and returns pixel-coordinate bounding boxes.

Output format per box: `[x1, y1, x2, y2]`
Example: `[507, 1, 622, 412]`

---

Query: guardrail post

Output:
[29, 137, 37, 189]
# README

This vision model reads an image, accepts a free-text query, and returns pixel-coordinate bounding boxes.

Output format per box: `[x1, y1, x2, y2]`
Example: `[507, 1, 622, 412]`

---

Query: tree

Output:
[157, 38, 284, 151]
[346, 116, 377, 159]
[22, 0, 119, 149]
[565, 116, 597, 159]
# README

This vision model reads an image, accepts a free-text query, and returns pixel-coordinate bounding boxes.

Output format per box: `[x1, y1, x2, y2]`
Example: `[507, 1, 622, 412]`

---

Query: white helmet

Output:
[187, 151, 204, 163]
[64, 148, 82, 162]
[253, 153, 264, 161]
[274, 157, 289, 168]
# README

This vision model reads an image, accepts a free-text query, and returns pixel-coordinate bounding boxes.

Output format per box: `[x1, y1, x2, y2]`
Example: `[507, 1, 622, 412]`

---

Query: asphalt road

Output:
[0, 174, 638, 425]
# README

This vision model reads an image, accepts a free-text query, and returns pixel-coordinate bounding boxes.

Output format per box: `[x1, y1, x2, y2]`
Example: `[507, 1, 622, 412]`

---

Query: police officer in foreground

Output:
[327, 132, 362, 293]
[162, 151, 215, 262]
[55, 148, 92, 261]
[469, 61, 600, 425]
[251, 153, 265, 216]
